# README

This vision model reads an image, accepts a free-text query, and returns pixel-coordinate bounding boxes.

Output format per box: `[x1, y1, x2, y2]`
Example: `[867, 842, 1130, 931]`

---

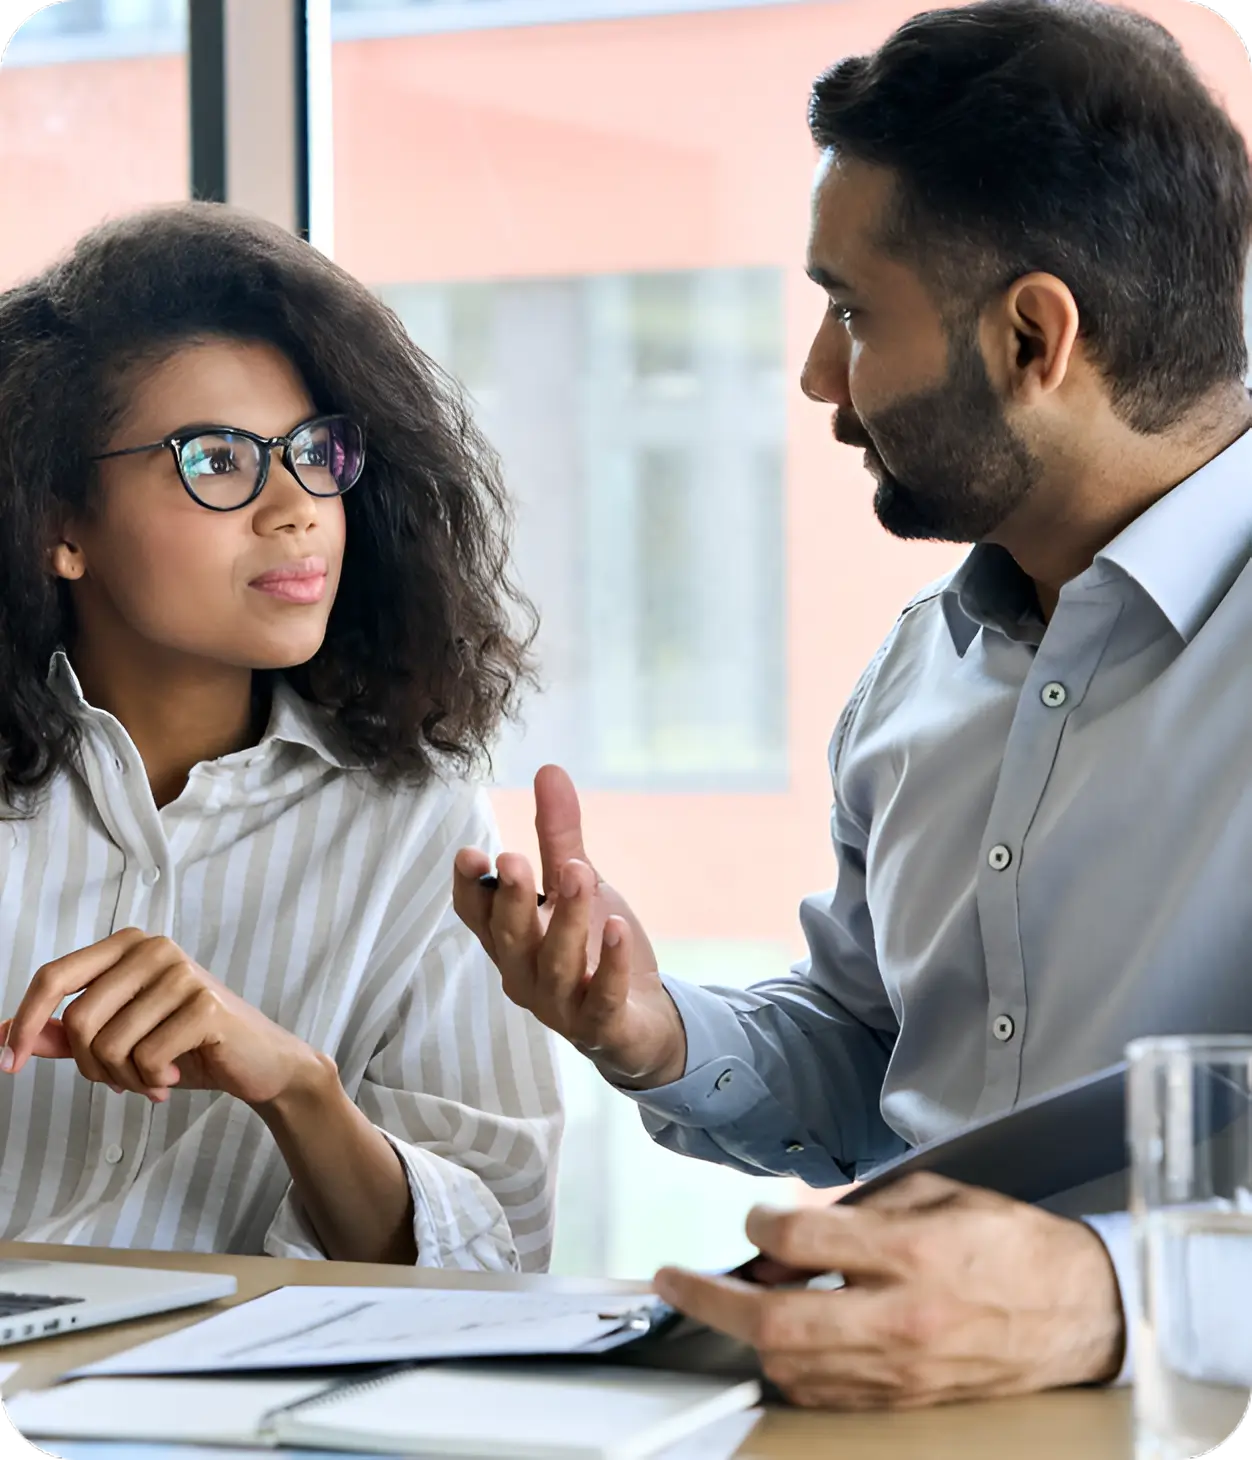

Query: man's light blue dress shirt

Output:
[627, 428, 1252, 1381]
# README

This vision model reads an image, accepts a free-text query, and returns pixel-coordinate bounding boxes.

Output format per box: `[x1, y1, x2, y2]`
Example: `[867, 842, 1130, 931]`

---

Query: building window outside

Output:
[1, 2, 187, 292]
[3, 0, 184, 62]
[378, 267, 787, 791]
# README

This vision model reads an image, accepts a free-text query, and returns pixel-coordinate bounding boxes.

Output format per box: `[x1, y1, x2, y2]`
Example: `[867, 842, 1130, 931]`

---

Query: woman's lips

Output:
[249, 557, 328, 605]
[253, 576, 326, 604]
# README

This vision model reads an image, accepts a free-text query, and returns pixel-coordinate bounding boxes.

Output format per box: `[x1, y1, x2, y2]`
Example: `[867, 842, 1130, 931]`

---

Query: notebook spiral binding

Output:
[257, 1362, 415, 1438]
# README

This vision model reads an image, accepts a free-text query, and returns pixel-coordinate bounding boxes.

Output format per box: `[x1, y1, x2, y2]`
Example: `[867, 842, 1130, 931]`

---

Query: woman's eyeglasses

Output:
[91, 414, 366, 513]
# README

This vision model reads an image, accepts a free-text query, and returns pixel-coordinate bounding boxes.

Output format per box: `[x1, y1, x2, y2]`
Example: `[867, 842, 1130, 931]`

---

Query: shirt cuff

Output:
[1082, 1210, 1135, 1386]
[261, 1126, 522, 1273]
[617, 977, 775, 1129]
[615, 977, 849, 1186]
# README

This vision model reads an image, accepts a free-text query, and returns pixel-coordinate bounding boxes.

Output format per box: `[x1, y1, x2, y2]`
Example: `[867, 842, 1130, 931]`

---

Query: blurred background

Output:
[3, 0, 1251, 1279]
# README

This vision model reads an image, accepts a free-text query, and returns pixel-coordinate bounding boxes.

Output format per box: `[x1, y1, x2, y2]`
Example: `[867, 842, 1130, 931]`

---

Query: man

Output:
[455, 0, 1252, 1409]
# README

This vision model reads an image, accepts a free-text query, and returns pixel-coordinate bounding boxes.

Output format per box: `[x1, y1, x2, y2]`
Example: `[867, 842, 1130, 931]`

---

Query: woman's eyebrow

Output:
[158, 420, 239, 438]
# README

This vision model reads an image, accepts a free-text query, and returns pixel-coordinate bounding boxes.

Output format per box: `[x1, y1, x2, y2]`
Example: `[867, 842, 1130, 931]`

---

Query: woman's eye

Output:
[206, 449, 238, 474]
[296, 443, 329, 467]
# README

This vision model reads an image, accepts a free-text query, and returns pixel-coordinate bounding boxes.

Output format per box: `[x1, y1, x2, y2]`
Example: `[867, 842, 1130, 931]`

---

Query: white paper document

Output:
[73, 1287, 661, 1376]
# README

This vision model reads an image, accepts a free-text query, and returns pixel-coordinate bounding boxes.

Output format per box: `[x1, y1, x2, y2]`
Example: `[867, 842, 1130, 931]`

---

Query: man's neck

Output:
[69, 633, 261, 810]
[995, 387, 1252, 621]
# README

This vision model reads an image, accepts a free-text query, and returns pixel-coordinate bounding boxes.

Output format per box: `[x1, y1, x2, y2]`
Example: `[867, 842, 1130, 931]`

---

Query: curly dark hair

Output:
[0, 201, 536, 808]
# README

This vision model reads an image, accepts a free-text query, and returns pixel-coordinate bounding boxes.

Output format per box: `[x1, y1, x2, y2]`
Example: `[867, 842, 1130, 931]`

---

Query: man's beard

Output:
[835, 327, 1041, 543]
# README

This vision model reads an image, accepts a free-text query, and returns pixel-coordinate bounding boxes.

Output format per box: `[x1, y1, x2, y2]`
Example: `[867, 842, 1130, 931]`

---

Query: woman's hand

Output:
[0, 927, 320, 1106]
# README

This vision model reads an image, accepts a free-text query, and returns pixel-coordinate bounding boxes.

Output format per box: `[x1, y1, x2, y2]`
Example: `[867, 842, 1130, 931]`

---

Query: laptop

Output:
[0, 1259, 236, 1345]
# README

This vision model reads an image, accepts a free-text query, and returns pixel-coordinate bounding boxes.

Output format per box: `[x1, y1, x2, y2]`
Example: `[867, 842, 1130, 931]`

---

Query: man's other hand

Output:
[654, 1173, 1125, 1409]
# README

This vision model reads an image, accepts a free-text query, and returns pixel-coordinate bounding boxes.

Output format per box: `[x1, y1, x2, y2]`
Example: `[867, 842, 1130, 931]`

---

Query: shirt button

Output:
[103, 1144, 124, 1166]
[141, 867, 161, 887]
[988, 844, 1013, 871]
[785, 1142, 805, 1154]
[713, 1070, 734, 1092]
[1041, 682, 1068, 708]
[992, 1015, 1016, 1042]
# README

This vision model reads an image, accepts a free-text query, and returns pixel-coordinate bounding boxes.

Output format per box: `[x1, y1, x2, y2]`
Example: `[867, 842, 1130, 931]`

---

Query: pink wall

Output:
[2, 0, 1248, 952]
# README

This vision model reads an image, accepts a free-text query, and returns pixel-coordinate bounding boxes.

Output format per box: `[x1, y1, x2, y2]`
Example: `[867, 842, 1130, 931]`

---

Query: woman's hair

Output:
[810, 0, 1252, 435]
[0, 202, 536, 808]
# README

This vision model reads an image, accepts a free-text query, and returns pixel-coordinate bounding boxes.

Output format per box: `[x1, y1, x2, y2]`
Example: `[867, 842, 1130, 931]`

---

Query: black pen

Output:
[478, 873, 547, 908]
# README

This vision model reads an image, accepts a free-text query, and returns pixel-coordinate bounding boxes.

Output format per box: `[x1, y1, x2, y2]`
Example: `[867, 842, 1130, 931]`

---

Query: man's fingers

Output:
[578, 916, 633, 1021]
[654, 1268, 878, 1355]
[653, 1269, 772, 1347]
[533, 765, 590, 897]
[854, 1172, 968, 1214]
[488, 853, 545, 956]
[535, 859, 597, 1009]
[736, 1254, 821, 1288]
[745, 1204, 913, 1283]
[2, 928, 148, 1073]
[452, 847, 496, 948]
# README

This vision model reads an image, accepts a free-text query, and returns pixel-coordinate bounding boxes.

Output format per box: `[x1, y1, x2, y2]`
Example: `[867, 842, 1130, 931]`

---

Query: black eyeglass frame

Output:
[90, 413, 365, 513]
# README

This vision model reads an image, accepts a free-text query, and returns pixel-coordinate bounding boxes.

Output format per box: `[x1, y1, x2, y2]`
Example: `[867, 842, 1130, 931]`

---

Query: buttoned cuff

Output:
[616, 977, 849, 1186]
[1081, 1210, 1135, 1386]
[623, 977, 770, 1125]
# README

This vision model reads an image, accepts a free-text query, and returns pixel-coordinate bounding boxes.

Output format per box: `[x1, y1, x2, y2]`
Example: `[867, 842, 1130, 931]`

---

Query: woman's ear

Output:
[49, 538, 86, 581]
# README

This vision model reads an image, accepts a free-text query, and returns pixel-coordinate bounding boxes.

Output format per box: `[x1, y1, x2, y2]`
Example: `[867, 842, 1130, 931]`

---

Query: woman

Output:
[0, 202, 561, 1271]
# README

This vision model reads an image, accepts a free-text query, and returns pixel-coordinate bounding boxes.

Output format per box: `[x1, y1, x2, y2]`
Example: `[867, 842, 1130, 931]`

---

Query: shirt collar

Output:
[1090, 425, 1252, 644]
[941, 425, 1252, 655]
[48, 651, 360, 771]
[941, 545, 1043, 656]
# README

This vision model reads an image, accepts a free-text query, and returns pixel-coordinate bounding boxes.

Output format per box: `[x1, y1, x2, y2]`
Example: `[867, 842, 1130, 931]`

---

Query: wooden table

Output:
[0, 1242, 1132, 1458]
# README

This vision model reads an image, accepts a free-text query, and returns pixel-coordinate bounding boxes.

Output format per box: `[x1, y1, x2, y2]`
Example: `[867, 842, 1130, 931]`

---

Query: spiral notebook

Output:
[7, 1365, 762, 1459]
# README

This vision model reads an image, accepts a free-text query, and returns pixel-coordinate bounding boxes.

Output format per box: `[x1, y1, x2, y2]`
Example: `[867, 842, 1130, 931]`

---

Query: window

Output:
[378, 267, 786, 789]
[0, 0, 188, 290]
[328, 0, 915, 1276]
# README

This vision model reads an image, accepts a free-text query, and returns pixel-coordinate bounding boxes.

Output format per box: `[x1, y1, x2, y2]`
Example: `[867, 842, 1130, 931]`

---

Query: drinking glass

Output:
[1130, 1035, 1252, 1460]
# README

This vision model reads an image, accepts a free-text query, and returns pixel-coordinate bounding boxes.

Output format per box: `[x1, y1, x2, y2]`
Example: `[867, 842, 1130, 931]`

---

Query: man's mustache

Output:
[833, 411, 874, 450]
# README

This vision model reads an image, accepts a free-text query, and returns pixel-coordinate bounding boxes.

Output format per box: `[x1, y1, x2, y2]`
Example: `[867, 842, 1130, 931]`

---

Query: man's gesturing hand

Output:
[653, 1174, 1126, 1411]
[453, 764, 688, 1089]
[0, 927, 320, 1107]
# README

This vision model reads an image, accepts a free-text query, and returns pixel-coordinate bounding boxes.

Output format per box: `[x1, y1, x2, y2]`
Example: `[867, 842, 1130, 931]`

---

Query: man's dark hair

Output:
[809, 0, 1252, 433]
[0, 202, 536, 807]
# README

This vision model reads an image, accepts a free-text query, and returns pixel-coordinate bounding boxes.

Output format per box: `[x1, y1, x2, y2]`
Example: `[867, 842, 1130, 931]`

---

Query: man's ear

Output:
[48, 538, 86, 582]
[986, 272, 1081, 404]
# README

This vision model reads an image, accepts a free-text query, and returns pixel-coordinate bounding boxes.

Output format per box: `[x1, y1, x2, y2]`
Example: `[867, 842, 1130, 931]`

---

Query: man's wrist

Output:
[588, 1031, 687, 1092]
[1056, 1216, 1127, 1388]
